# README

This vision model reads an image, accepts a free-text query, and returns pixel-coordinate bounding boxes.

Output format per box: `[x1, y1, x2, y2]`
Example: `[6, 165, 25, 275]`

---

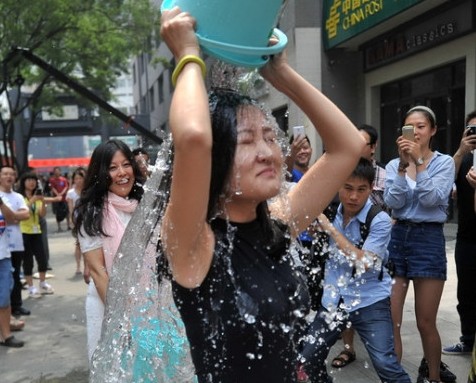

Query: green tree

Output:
[0, 0, 161, 173]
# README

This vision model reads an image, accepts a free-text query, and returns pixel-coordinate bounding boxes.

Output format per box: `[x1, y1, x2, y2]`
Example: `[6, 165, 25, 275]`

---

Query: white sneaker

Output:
[40, 282, 54, 295]
[28, 286, 41, 298]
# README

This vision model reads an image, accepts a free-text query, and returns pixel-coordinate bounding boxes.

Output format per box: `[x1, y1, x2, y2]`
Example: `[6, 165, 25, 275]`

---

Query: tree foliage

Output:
[0, 0, 161, 173]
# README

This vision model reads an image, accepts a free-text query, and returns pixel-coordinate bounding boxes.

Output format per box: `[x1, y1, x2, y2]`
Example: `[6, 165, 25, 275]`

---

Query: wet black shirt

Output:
[172, 218, 310, 383]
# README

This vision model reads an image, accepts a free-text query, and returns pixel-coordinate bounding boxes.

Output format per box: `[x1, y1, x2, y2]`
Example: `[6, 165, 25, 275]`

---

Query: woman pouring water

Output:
[159, 7, 365, 382]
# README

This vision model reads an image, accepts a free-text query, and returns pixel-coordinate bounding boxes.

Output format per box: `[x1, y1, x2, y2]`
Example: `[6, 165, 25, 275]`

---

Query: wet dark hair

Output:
[74, 139, 145, 238]
[207, 89, 277, 240]
[18, 172, 39, 196]
[350, 157, 375, 185]
[358, 124, 378, 145]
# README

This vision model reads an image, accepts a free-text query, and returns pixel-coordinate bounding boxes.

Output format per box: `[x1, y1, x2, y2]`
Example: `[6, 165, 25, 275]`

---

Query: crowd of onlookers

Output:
[0, 147, 151, 350]
[289, 110, 476, 383]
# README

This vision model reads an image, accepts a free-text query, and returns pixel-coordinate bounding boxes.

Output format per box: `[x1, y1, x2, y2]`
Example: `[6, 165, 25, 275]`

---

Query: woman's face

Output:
[404, 111, 436, 148]
[228, 105, 283, 202]
[24, 178, 37, 192]
[73, 173, 84, 189]
[108, 150, 135, 198]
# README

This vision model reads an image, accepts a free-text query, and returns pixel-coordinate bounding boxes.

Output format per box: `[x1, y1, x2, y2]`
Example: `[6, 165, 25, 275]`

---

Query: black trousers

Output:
[10, 251, 25, 309]
[455, 240, 476, 347]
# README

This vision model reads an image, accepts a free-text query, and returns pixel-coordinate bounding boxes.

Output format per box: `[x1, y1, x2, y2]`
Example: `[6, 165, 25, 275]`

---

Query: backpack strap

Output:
[356, 204, 383, 250]
[352, 204, 383, 279]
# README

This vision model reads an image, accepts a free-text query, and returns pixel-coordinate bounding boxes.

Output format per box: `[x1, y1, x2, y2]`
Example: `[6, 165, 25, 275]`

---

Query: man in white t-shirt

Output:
[0, 188, 25, 347]
[0, 167, 30, 318]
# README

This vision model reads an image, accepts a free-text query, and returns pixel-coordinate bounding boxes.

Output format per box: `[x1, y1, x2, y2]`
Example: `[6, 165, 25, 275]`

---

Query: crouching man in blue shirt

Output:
[298, 158, 411, 383]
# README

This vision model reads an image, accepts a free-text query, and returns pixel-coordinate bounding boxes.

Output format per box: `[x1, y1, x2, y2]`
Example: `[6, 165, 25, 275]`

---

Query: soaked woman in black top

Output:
[160, 7, 365, 382]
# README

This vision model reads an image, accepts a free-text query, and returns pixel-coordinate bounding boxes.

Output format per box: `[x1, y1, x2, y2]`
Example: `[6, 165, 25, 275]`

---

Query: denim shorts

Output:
[0, 257, 13, 307]
[388, 221, 446, 280]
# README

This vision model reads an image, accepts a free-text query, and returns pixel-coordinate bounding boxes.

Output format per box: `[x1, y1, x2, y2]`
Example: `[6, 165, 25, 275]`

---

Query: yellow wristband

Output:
[172, 55, 206, 87]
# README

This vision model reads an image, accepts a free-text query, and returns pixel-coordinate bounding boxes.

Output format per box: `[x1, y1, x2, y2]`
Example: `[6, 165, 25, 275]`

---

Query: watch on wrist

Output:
[414, 157, 424, 166]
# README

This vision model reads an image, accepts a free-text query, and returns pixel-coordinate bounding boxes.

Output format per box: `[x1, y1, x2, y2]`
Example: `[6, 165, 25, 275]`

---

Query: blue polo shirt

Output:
[321, 199, 392, 312]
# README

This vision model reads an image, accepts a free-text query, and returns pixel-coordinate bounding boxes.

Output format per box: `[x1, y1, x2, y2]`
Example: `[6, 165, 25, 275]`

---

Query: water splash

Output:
[90, 137, 196, 383]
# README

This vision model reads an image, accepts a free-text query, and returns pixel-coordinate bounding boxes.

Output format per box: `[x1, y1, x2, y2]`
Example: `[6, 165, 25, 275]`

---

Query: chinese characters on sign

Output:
[323, 0, 423, 49]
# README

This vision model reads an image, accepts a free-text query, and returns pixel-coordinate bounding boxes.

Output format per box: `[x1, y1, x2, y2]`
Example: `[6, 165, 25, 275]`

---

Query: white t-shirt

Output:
[1, 191, 28, 252]
[66, 188, 81, 209]
[0, 197, 13, 260]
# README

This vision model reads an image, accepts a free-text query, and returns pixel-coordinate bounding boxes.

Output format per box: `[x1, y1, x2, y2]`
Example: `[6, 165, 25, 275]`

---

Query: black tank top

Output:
[172, 218, 310, 382]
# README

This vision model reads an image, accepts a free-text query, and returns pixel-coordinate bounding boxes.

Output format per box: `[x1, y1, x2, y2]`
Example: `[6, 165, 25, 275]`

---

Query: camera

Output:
[467, 124, 476, 136]
[35, 188, 43, 196]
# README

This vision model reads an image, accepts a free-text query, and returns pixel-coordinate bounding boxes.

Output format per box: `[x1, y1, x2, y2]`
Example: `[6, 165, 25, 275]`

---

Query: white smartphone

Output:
[473, 150, 476, 170]
[401, 125, 415, 141]
[293, 125, 305, 139]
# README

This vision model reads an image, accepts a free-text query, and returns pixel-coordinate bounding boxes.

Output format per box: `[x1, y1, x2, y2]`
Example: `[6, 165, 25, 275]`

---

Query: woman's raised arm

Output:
[160, 8, 215, 288]
[263, 55, 365, 233]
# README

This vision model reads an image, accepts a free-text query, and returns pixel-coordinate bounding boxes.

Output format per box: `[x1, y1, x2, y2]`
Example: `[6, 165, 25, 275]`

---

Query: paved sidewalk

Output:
[0, 217, 471, 382]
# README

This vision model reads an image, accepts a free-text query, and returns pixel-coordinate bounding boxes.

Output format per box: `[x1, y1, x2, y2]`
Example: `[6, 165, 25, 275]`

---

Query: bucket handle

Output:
[197, 28, 287, 56]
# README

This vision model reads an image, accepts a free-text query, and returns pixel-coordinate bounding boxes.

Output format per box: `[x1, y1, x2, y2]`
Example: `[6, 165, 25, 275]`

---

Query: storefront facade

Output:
[320, 0, 476, 163]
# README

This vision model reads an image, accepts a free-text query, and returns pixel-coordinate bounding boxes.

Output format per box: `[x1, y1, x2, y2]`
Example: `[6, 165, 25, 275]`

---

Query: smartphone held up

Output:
[293, 125, 305, 139]
[401, 125, 415, 141]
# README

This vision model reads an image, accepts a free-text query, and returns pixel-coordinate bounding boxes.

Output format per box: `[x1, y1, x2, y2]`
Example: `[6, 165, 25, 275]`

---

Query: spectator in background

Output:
[298, 158, 410, 383]
[74, 140, 145, 362]
[384, 106, 456, 383]
[132, 147, 151, 179]
[443, 111, 476, 356]
[330, 124, 390, 369]
[0, 167, 30, 320]
[0, 190, 25, 348]
[66, 167, 86, 276]
[358, 124, 389, 213]
[18, 173, 54, 297]
[48, 166, 70, 232]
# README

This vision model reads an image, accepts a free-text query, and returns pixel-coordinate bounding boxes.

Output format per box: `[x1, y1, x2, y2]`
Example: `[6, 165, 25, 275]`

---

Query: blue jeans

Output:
[300, 298, 411, 383]
[0, 258, 13, 308]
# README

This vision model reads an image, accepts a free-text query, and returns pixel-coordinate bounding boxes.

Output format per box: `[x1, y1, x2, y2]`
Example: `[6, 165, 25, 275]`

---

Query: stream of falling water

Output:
[89, 139, 196, 383]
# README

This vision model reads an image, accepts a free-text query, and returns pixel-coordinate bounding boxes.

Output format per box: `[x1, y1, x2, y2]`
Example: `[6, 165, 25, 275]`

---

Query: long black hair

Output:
[74, 139, 145, 238]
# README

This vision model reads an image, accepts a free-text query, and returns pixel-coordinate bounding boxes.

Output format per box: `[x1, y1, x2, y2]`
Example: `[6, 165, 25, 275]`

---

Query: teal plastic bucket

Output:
[161, 0, 288, 68]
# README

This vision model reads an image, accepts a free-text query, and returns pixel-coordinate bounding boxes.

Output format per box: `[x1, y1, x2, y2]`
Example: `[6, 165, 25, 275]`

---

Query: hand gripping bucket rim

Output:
[161, 0, 288, 68]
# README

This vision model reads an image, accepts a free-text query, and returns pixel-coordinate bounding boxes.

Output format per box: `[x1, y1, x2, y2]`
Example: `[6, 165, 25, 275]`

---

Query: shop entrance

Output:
[379, 60, 466, 221]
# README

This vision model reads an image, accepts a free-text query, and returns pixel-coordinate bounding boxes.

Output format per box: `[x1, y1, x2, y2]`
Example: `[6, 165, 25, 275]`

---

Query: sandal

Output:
[0, 335, 24, 348]
[10, 317, 25, 331]
[331, 349, 356, 368]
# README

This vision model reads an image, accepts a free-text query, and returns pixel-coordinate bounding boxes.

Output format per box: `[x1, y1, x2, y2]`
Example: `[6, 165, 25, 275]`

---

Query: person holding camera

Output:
[443, 111, 476, 357]
[384, 106, 456, 383]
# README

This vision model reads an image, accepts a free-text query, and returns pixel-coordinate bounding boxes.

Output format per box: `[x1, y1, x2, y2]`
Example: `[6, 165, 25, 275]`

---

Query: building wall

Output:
[132, 0, 476, 164]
